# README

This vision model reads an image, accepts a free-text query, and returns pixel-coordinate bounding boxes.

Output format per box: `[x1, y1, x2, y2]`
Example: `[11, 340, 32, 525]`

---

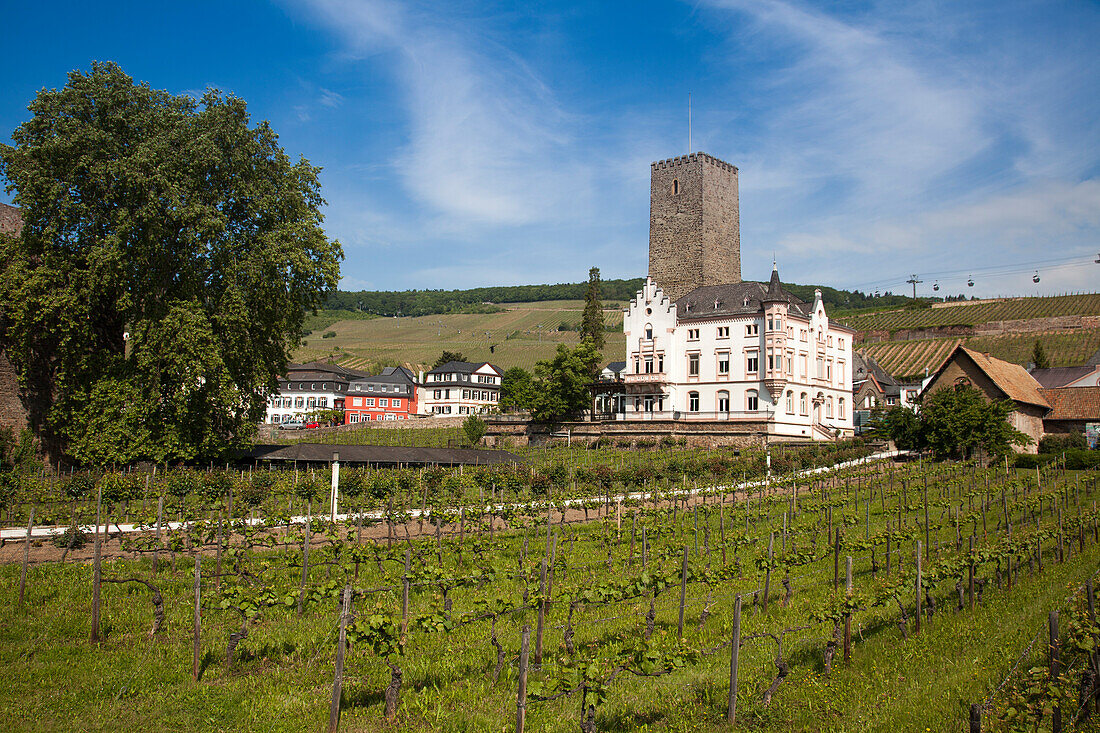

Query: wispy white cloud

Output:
[703, 0, 1100, 297]
[293, 0, 598, 227]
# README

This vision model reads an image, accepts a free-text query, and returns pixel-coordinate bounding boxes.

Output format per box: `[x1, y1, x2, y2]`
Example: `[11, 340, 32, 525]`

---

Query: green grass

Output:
[3, 462, 1098, 732]
[839, 293, 1100, 333]
[859, 328, 1100, 380]
[294, 300, 627, 373]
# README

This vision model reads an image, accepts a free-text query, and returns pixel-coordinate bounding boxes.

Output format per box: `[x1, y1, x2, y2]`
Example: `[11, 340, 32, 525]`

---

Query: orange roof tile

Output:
[1038, 387, 1100, 421]
[959, 347, 1050, 409]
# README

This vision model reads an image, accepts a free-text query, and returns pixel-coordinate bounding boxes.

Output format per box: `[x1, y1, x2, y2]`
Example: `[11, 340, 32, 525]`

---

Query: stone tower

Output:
[648, 152, 741, 302]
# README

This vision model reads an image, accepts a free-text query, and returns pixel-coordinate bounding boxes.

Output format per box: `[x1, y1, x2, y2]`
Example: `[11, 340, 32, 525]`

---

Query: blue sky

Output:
[3, 0, 1099, 298]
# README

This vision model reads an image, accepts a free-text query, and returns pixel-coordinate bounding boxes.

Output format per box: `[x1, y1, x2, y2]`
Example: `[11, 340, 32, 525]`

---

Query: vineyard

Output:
[294, 300, 628, 374]
[838, 293, 1100, 333]
[3, 453, 1100, 732]
[859, 328, 1100, 380]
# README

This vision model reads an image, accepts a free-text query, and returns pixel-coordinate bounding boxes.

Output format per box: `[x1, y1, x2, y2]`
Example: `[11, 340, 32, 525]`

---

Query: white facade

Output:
[419, 362, 503, 416]
[265, 362, 365, 424]
[621, 273, 855, 440]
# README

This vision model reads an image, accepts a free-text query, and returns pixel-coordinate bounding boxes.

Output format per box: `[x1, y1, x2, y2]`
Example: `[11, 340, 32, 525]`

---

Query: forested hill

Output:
[325, 279, 914, 318]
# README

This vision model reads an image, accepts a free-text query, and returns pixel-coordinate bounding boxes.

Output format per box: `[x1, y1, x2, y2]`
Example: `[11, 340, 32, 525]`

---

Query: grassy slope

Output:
[860, 328, 1100, 380]
[838, 293, 1100, 332]
[295, 299, 628, 373]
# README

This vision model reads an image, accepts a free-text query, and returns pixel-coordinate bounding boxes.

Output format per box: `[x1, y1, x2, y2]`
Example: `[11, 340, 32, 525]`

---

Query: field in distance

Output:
[294, 300, 628, 373]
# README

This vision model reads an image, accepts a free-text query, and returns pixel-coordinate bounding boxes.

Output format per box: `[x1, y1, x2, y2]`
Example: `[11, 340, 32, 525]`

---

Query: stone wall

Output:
[0, 352, 27, 436]
[861, 314, 1100, 343]
[648, 153, 740, 302]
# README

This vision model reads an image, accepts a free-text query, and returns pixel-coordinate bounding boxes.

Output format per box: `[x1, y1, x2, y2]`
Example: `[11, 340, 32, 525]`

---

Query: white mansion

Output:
[622, 268, 855, 439]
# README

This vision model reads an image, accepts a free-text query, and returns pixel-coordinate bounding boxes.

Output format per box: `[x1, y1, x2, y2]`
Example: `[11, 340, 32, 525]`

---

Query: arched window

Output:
[786, 390, 793, 413]
[688, 391, 700, 412]
[717, 390, 730, 413]
[800, 392, 808, 415]
[672, 179, 679, 195]
[645, 323, 653, 340]
[746, 389, 759, 411]
[838, 397, 846, 419]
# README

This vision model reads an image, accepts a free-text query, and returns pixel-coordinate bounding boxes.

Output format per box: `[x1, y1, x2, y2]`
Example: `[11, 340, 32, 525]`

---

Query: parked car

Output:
[304, 421, 320, 429]
[280, 420, 305, 430]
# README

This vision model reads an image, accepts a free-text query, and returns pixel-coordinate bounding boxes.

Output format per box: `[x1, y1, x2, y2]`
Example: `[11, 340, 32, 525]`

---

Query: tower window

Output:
[672, 179, 680, 195]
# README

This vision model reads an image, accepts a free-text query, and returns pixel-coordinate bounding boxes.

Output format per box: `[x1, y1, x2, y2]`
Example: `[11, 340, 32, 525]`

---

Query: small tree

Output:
[580, 266, 605, 352]
[880, 406, 922, 451]
[1031, 339, 1051, 369]
[500, 366, 535, 410]
[462, 415, 487, 445]
[433, 351, 467, 369]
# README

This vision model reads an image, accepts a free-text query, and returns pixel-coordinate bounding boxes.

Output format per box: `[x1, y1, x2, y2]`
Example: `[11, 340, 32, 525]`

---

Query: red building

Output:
[344, 366, 419, 423]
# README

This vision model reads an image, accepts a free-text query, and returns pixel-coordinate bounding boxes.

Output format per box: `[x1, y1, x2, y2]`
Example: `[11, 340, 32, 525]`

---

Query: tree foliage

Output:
[916, 386, 1031, 459]
[0, 62, 342, 464]
[432, 351, 468, 369]
[878, 406, 922, 451]
[580, 266, 605, 351]
[462, 414, 487, 445]
[500, 366, 535, 411]
[529, 340, 601, 423]
[1031, 339, 1051, 369]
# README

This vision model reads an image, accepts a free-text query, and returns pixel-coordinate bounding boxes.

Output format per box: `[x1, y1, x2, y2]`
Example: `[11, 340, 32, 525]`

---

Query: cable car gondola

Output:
[933, 281, 940, 291]
[967, 277, 974, 287]
[1033, 271, 1041, 283]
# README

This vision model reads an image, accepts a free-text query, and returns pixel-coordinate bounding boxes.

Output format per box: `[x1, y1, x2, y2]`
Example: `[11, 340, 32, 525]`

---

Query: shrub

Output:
[166, 468, 202, 499]
[462, 415, 487, 445]
[53, 525, 89, 550]
[1039, 433, 1087, 454]
[63, 474, 96, 501]
[238, 472, 274, 507]
[1013, 453, 1057, 469]
[322, 331, 337, 339]
[1065, 449, 1100, 470]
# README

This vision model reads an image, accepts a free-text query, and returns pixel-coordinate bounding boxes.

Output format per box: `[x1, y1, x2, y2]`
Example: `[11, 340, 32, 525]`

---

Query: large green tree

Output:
[0, 62, 343, 464]
[919, 386, 1031, 459]
[530, 340, 601, 422]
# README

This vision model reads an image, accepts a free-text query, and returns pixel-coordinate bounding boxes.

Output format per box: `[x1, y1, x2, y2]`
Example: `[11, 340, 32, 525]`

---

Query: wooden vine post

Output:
[328, 585, 352, 733]
[517, 625, 530, 733]
[844, 555, 853, 663]
[1050, 610, 1062, 733]
[401, 547, 411, 638]
[762, 532, 774, 612]
[678, 546, 689, 638]
[19, 508, 34, 606]
[534, 556, 548, 665]
[727, 595, 741, 725]
[914, 541, 922, 635]
[90, 483, 103, 643]
[192, 554, 202, 681]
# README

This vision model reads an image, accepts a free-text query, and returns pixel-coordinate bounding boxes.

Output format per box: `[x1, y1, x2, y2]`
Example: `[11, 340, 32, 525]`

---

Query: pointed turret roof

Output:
[763, 262, 784, 302]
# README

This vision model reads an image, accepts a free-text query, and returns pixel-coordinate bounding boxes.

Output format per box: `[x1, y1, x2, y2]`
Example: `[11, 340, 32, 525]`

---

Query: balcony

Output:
[623, 372, 667, 385]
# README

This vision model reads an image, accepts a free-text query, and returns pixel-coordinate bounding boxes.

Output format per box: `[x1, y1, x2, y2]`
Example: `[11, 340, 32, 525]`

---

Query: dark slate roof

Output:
[675, 279, 811, 320]
[604, 361, 626, 373]
[354, 366, 416, 385]
[427, 361, 502, 376]
[245, 443, 524, 466]
[284, 361, 369, 382]
[853, 351, 899, 387]
[1029, 366, 1097, 389]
